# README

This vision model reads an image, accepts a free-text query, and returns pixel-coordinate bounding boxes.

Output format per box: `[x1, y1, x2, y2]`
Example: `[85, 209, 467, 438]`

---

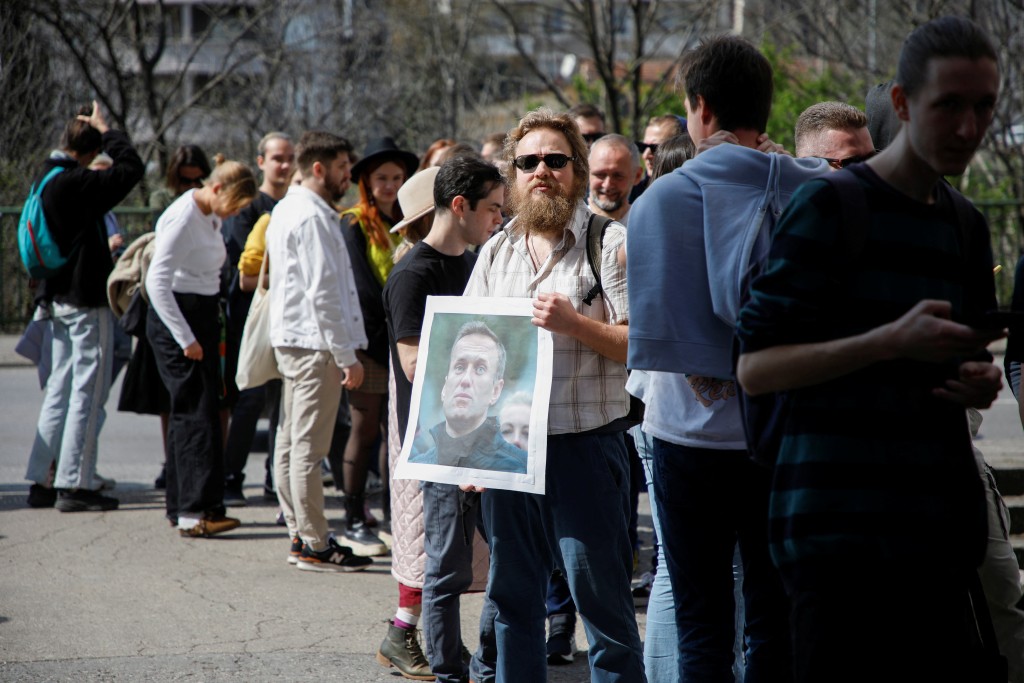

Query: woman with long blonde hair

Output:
[145, 157, 257, 538]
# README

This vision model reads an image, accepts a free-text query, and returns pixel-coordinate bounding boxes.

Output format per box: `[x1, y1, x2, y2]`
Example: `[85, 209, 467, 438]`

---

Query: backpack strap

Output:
[582, 213, 613, 306]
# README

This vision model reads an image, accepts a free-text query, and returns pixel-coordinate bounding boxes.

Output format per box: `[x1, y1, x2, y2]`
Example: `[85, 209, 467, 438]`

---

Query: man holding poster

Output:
[463, 108, 643, 682]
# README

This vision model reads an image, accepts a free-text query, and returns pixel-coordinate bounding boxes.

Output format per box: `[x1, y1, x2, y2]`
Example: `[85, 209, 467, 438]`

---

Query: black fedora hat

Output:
[351, 137, 419, 182]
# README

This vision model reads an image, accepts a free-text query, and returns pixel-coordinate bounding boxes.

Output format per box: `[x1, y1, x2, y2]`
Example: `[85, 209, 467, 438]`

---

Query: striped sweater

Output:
[736, 163, 992, 589]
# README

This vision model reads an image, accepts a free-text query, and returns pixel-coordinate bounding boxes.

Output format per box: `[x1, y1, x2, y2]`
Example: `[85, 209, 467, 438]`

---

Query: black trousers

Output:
[146, 293, 224, 521]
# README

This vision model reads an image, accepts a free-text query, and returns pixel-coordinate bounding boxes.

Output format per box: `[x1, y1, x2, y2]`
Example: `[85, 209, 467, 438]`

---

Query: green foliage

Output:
[761, 42, 869, 153]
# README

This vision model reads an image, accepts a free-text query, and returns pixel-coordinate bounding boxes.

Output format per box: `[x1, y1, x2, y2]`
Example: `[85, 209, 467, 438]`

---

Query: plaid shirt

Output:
[465, 203, 629, 434]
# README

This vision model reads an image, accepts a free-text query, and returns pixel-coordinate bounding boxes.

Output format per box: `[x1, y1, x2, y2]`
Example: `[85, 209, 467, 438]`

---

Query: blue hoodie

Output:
[627, 143, 828, 378]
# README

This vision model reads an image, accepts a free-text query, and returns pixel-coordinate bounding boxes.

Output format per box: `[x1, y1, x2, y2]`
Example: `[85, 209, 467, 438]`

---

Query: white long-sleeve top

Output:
[266, 185, 367, 368]
[145, 190, 226, 349]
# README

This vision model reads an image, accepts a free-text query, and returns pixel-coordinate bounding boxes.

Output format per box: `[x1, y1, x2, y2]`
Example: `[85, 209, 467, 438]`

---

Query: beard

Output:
[592, 192, 623, 213]
[507, 177, 581, 237]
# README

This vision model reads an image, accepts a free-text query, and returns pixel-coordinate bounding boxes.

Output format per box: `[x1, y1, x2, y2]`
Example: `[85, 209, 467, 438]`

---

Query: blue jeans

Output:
[26, 303, 114, 491]
[631, 426, 677, 683]
[651, 439, 790, 683]
[421, 482, 497, 683]
[481, 431, 646, 683]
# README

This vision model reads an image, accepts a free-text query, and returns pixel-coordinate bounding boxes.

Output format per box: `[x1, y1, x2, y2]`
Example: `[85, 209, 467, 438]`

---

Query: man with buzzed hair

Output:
[794, 101, 876, 167]
[738, 17, 1005, 680]
[222, 131, 296, 506]
[588, 134, 643, 224]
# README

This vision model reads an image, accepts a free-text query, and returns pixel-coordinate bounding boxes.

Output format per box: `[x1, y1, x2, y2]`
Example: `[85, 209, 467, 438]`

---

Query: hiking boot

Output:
[287, 536, 304, 565]
[343, 520, 389, 557]
[376, 620, 435, 681]
[56, 489, 119, 512]
[296, 537, 372, 572]
[27, 484, 57, 508]
[546, 613, 577, 665]
[179, 515, 241, 538]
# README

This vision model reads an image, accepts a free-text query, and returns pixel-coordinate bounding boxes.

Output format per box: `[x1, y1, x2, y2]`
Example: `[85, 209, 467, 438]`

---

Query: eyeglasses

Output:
[512, 153, 575, 172]
[636, 141, 659, 155]
[582, 132, 605, 145]
[822, 150, 879, 170]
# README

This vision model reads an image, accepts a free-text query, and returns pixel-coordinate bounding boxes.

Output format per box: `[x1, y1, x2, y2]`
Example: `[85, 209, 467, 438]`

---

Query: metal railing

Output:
[0, 207, 161, 331]
[1, 200, 1022, 331]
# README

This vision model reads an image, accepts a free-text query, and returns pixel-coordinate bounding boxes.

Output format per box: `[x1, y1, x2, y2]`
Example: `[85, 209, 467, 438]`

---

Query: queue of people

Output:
[19, 15, 1024, 683]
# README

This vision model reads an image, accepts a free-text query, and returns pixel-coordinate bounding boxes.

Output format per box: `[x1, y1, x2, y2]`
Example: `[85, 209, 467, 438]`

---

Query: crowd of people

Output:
[18, 15, 1024, 683]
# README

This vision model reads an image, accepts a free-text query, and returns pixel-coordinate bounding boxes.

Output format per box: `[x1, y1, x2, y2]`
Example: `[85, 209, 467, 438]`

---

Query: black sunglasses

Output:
[512, 153, 575, 173]
[178, 174, 206, 187]
[635, 141, 659, 155]
[822, 150, 879, 170]
[582, 132, 605, 144]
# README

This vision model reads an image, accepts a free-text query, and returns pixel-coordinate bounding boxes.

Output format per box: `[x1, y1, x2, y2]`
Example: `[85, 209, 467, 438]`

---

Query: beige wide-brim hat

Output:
[390, 166, 440, 234]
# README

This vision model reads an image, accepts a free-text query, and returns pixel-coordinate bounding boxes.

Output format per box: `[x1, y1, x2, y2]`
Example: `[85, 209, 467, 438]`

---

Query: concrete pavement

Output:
[4, 332, 1024, 682]
[0, 344, 646, 682]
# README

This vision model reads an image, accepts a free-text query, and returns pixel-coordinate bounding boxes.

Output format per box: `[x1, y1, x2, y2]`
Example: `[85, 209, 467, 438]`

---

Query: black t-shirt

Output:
[221, 191, 278, 333]
[382, 241, 477, 442]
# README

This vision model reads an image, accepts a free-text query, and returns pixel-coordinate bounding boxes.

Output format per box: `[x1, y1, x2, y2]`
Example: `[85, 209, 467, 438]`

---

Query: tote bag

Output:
[235, 254, 280, 390]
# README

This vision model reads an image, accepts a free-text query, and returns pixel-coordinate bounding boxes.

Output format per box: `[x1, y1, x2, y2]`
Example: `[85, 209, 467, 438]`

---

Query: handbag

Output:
[235, 254, 280, 390]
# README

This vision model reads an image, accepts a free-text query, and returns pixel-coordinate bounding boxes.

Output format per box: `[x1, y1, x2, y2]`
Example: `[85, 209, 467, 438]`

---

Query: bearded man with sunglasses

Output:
[463, 108, 645, 682]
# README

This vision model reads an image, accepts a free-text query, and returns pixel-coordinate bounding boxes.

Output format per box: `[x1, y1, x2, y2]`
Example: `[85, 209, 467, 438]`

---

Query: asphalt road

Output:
[0, 362, 644, 682]
[4, 351, 1023, 682]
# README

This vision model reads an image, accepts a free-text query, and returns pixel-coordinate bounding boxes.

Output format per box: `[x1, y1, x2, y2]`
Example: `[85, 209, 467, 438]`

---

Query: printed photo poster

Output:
[394, 296, 553, 494]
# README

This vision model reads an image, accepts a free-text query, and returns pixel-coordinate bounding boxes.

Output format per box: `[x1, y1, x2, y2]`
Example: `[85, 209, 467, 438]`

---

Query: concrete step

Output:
[994, 467, 1024, 498]
[1005, 495, 1024, 536]
[1011, 534, 1024, 568]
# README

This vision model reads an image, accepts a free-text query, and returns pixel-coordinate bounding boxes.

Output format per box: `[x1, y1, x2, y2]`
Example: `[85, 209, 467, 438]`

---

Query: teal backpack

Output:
[18, 166, 69, 278]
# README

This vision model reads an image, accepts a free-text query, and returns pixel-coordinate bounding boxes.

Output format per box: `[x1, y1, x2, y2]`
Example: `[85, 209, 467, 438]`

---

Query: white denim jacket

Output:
[266, 185, 367, 369]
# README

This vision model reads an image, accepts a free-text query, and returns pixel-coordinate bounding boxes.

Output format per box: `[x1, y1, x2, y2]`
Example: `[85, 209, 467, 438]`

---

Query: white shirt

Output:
[465, 202, 629, 434]
[642, 370, 746, 450]
[145, 190, 225, 349]
[266, 185, 367, 368]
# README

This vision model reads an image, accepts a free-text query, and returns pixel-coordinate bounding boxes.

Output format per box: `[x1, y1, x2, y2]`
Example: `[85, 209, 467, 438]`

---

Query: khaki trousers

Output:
[274, 348, 342, 551]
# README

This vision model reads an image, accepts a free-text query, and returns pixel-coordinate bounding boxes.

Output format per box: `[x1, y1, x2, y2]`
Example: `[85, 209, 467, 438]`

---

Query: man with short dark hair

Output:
[637, 114, 684, 180]
[381, 155, 505, 683]
[24, 101, 143, 512]
[794, 101, 875, 166]
[465, 107, 644, 682]
[628, 35, 828, 681]
[568, 102, 607, 147]
[737, 16, 1004, 681]
[267, 130, 371, 573]
[222, 131, 295, 506]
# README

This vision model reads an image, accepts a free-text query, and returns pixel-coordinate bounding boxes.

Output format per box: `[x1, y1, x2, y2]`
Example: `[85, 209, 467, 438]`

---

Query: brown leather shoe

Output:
[179, 516, 241, 538]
